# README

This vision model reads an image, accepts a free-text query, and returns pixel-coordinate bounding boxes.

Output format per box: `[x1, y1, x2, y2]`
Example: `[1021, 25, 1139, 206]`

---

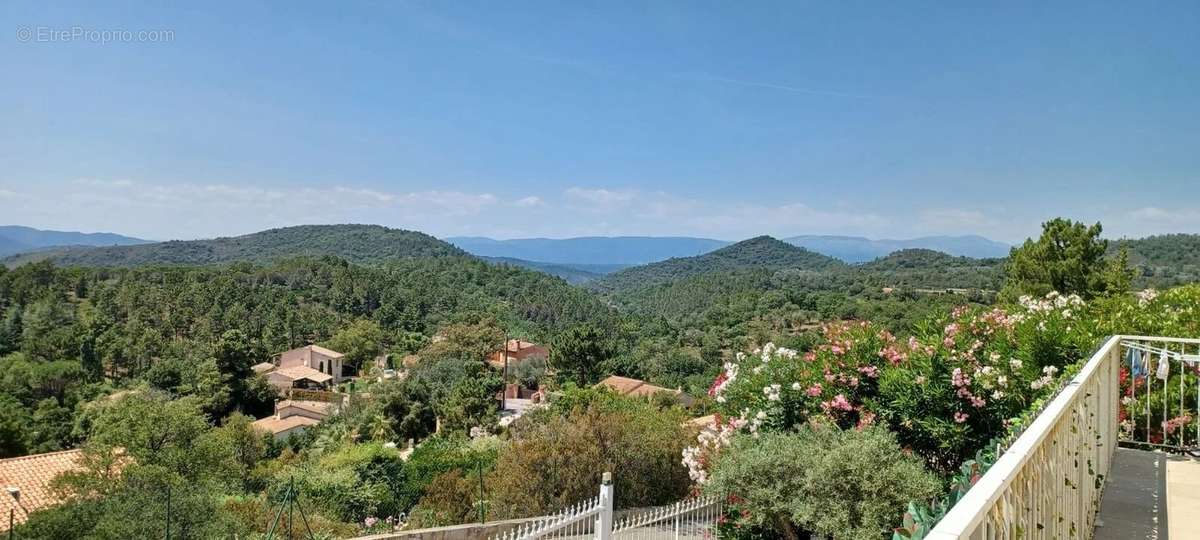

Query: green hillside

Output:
[482, 256, 606, 284]
[2, 224, 464, 267]
[860, 249, 1005, 290]
[590, 235, 845, 293]
[1113, 234, 1200, 287]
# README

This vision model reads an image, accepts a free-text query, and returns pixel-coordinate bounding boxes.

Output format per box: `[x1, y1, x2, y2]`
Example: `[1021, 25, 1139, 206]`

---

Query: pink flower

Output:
[954, 412, 969, 423]
[858, 365, 880, 378]
[829, 394, 853, 411]
[951, 367, 970, 388]
[806, 384, 823, 397]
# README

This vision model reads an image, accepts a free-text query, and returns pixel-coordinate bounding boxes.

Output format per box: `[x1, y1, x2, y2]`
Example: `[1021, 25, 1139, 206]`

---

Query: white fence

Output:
[927, 335, 1200, 539]
[611, 495, 722, 540]
[490, 474, 722, 540]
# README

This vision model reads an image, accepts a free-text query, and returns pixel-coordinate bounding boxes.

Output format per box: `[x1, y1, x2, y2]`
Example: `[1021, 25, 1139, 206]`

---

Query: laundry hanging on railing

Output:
[1126, 348, 1147, 378]
[1157, 349, 1171, 380]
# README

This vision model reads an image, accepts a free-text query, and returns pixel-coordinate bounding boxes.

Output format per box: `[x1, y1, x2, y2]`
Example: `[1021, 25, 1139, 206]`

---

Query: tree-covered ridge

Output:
[590, 236, 845, 293]
[0, 256, 613, 381]
[2, 224, 465, 267]
[481, 256, 606, 285]
[1113, 233, 1200, 287]
[859, 248, 1005, 290]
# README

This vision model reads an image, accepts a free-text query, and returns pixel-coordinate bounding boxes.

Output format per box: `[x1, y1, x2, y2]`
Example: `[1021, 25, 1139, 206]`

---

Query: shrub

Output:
[487, 393, 691, 519]
[706, 425, 940, 540]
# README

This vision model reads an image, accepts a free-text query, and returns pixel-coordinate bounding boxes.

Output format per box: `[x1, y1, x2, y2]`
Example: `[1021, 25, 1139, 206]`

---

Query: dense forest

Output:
[1113, 233, 1200, 287]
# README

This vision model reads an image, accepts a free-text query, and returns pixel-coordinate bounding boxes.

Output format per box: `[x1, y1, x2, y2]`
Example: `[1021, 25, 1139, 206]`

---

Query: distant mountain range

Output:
[446, 236, 729, 265]
[0, 225, 148, 257]
[2, 224, 463, 267]
[448, 234, 1011, 265]
[783, 235, 1011, 262]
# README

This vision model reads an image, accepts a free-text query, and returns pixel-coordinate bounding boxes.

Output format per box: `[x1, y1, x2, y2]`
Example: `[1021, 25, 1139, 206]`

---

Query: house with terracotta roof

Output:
[258, 344, 348, 392]
[487, 339, 548, 370]
[265, 365, 335, 392]
[251, 399, 339, 440]
[0, 449, 86, 532]
[594, 375, 695, 407]
[277, 344, 347, 383]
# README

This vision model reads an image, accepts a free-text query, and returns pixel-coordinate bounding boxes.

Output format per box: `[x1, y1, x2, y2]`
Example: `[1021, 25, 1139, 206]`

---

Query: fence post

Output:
[596, 472, 614, 540]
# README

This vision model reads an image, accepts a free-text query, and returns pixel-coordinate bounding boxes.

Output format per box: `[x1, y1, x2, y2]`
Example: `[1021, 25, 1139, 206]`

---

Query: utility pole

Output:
[476, 458, 486, 523]
[501, 333, 508, 411]
[164, 484, 171, 540]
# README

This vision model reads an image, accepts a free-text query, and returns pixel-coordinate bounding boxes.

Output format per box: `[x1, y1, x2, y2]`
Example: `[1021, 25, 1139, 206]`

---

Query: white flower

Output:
[1010, 358, 1023, 370]
[791, 382, 802, 391]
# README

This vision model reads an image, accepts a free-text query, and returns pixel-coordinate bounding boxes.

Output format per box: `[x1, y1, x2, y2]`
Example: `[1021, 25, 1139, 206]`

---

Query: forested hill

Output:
[1114, 234, 1200, 287]
[481, 256, 606, 285]
[859, 249, 1005, 290]
[1, 225, 465, 267]
[590, 236, 845, 293]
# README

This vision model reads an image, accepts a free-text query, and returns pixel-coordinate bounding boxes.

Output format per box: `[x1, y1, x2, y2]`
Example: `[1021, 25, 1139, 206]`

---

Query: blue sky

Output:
[2, 1, 1198, 242]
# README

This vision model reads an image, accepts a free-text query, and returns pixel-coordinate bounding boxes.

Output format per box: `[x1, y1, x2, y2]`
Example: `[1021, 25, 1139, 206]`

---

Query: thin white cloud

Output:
[74, 177, 134, 188]
[514, 196, 543, 207]
[918, 209, 988, 229]
[564, 187, 637, 208]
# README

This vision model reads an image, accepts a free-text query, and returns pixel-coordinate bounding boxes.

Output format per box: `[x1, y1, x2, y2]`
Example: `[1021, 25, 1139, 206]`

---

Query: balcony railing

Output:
[927, 335, 1200, 539]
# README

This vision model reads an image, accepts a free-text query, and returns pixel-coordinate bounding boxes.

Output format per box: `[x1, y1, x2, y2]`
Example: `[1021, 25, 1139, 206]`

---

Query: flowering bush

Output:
[687, 322, 894, 483]
[876, 294, 1088, 473]
[688, 293, 1092, 484]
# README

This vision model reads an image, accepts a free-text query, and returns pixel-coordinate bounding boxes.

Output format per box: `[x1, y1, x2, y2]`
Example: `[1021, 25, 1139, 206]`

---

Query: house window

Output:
[319, 361, 325, 373]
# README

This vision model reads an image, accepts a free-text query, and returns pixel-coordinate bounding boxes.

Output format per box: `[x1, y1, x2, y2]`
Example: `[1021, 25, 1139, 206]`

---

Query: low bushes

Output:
[706, 425, 940, 540]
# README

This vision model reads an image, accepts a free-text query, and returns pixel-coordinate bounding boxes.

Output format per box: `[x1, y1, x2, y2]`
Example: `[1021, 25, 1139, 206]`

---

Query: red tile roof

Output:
[0, 449, 85, 531]
[251, 415, 321, 435]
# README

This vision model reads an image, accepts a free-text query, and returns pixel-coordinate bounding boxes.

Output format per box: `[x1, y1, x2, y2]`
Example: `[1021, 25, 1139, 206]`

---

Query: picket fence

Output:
[490, 473, 723, 540]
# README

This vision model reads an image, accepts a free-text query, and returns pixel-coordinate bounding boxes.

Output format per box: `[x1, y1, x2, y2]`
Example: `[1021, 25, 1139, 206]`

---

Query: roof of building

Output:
[251, 414, 322, 435]
[307, 344, 345, 358]
[0, 449, 85, 531]
[273, 365, 334, 383]
[276, 400, 334, 417]
[595, 376, 693, 405]
[500, 339, 545, 353]
[251, 362, 277, 374]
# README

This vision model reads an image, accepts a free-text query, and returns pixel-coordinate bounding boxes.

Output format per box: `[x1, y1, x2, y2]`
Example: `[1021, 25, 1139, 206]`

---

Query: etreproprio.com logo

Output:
[16, 25, 175, 43]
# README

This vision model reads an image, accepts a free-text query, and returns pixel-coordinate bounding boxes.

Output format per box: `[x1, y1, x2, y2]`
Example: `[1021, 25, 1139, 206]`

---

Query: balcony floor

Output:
[1094, 448, 1200, 540]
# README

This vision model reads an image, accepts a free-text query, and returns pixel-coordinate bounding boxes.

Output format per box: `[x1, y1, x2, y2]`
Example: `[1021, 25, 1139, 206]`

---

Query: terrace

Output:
[926, 335, 1200, 540]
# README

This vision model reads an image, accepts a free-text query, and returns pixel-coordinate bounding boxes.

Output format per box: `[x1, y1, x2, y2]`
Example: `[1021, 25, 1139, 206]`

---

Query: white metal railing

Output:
[1119, 336, 1200, 452]
[612, 495, 723, 540]
[491, 473, 721, 540]
[927, 335, 1200, 539]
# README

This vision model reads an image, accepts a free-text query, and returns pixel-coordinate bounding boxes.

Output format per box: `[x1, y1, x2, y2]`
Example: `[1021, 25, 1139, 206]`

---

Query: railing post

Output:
[596, 472, 613, 540]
